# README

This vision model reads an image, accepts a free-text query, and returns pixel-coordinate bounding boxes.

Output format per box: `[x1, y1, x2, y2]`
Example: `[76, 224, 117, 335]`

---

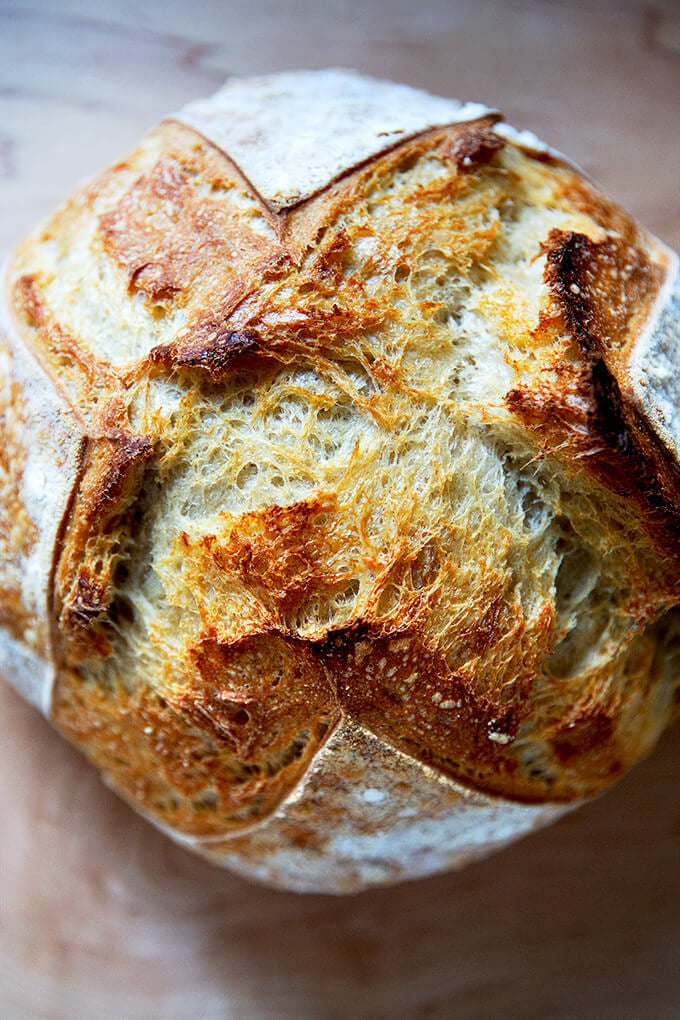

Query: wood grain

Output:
[0, 1, 678, 1017]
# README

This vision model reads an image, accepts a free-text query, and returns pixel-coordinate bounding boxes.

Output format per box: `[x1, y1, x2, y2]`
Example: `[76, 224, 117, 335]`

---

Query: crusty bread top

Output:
[173, 70, 496, 211]
[2, 72, 679, 848]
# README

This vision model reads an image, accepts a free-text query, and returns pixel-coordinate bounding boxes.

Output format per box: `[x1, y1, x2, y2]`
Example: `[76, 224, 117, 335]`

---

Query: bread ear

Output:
[0, 272, 85, 714]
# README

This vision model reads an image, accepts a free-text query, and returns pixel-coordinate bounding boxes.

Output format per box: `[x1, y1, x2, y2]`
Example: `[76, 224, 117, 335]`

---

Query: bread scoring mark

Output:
[140, 121, 511, 385]
[101, 144, 680, 815]
[196, 715, 575, 892]
[172, 70, 497, 212]
[30, 109, 680, 845]
[53, 629, 340, 839]
[163, 471, 638, 803]
[322, 607, 557, 802]
[10, 272, 128, 432]
[57, 433, 153, 659]
[98, 128, 287, 337]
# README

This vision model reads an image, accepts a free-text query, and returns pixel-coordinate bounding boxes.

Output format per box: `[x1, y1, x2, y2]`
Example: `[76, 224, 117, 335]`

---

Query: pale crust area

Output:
[627, 253, 680, 463]
[0, 290, 85, 713]
[3, 73, 680, 891]
[173, 70, 495, 211]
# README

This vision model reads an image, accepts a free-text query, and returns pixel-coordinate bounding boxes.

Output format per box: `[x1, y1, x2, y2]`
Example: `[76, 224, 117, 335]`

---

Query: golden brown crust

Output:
[99, 124, 288, 309]
[52, 632, 339, 837]
[3, 77, 680, 884]
[192, 717, 572, 893]
[507, 228, 680, 554]
[55, 434, 153, 660]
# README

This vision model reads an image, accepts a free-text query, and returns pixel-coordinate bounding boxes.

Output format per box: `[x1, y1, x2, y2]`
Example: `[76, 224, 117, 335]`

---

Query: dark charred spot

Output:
[65, 569, 108, 628]
[94, 435, 154, 513]
[516, 229, 680, 533]
[542, 228, 662, 357]
[150, 330, 260, 380]
[543, 229, 597, 353]
[551, 711, 615, 765]
[589, 357, 632, 456]
[442, 121, 505, 172]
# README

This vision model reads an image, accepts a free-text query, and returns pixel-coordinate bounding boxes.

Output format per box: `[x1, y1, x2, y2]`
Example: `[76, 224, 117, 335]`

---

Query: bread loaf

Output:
[1, 70, 679, 893]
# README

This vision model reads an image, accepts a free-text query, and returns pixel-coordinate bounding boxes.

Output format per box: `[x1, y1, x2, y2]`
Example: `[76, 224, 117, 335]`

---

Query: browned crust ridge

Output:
[4, 104, 679, 849]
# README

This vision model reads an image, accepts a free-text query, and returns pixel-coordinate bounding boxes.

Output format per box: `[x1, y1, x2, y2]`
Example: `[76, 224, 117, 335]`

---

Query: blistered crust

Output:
[2, 72, 680, 892]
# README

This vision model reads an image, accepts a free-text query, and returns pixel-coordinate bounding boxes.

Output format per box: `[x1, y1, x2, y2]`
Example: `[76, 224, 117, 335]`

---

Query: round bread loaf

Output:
[1, 70, 679, 893]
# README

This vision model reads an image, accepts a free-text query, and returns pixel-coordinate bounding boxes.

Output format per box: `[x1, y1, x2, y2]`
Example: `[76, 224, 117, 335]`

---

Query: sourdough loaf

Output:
[1, 71, 679, 893]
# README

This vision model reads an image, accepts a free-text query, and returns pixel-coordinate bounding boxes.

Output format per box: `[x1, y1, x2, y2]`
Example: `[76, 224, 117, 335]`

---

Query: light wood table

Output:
[1, 2, 678, 1017]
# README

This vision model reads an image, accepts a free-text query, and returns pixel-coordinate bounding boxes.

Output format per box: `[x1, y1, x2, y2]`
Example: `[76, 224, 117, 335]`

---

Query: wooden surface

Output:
[1, 1, 679, 1017]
